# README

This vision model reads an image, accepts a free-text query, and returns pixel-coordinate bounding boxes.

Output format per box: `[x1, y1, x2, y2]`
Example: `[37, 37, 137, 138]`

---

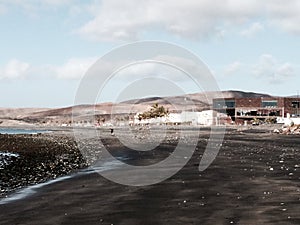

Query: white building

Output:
[133, 110, 218, 126]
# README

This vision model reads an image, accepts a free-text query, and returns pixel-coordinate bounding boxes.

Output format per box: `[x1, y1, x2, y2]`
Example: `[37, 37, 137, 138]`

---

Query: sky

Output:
[0, 0, 300, 107]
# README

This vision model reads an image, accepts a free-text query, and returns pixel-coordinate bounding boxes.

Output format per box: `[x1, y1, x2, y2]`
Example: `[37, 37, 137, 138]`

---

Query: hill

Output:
[0, 90, 273, 126]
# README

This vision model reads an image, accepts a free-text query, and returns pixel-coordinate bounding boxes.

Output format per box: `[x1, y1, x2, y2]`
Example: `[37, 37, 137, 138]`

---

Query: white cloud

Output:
[0, 57, 98, 80]
[275, 63, 294, 78]
[2, 1, 300, 41]
[240, 22, 264, 37]
[224, 61, 242, 75]
[2, 0, 300, 41]
[75, 0, 300, 42]
[52, 57, 97, 79]
[266, 0, 300, 35]
[77, 0, 264, 41]
[0, 59, 30, 79]
[252, 54, 276, 77]
[252, 54, 294, 83]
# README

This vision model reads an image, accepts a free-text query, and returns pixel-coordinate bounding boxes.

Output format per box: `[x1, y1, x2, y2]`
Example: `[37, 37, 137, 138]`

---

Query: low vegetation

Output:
[138, 103, 169, 120]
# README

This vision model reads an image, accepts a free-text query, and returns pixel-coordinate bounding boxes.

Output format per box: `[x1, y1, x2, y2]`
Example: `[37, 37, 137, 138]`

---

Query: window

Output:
[213, 99, 235, 109]
[262, 100, 277, 108]
[292, 101, 299, 108]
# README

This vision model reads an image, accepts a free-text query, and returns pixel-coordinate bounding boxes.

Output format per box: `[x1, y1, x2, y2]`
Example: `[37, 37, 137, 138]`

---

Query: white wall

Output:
[197, 110, 214, 126]
[277, 117, 300, 125]
[133, 110, 216, 126]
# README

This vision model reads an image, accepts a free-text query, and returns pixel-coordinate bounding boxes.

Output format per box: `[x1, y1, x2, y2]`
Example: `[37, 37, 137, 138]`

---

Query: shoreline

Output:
[0, 129, 87, 197]
[0, 157, 125, 205]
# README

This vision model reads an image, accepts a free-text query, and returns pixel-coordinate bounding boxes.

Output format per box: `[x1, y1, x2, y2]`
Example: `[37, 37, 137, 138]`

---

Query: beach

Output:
[0, 127, 300, 224]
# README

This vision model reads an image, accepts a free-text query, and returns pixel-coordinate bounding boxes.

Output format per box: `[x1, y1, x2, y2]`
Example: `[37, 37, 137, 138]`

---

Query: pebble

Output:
[0, 134, 86, 195]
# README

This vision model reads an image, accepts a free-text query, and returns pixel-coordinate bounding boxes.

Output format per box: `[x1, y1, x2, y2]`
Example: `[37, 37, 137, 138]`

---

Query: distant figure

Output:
[110, 128, 114, 136]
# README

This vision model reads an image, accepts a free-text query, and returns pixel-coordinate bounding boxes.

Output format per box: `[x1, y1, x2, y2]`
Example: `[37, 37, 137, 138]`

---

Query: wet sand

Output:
[0, 128, 300, 224]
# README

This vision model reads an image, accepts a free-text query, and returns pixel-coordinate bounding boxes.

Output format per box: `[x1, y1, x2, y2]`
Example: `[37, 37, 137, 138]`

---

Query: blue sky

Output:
[0, 0, 299, 107]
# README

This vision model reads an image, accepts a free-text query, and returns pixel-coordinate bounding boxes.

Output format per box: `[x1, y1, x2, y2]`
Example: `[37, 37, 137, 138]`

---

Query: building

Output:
[132, 110, 223, 126]
[213, 97, 300, 124]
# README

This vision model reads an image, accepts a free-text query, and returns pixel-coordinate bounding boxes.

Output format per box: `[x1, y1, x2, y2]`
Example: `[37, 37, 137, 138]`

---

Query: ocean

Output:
[0, 128, 49, 135]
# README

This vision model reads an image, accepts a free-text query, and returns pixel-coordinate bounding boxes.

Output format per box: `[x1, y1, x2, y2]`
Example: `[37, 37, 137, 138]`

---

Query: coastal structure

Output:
[213, 97, 300, 124]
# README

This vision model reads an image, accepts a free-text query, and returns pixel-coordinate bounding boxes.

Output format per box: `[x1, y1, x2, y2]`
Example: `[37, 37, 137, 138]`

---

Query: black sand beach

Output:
[0, 127, 300, 224]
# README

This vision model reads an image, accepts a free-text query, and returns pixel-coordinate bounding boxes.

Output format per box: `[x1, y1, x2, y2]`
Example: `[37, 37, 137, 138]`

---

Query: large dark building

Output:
[213, 97, 300, 124]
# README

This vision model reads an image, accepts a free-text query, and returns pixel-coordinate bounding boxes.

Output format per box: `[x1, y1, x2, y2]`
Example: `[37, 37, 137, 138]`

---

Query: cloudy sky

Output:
[0, 0, 299, 107]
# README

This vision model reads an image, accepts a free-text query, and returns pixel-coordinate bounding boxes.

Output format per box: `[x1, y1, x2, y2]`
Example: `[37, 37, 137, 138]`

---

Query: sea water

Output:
[0, 128, 49, 135]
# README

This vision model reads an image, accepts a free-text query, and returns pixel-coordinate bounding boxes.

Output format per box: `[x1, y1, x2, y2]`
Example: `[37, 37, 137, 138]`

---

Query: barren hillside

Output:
[0, 90, 272, 126]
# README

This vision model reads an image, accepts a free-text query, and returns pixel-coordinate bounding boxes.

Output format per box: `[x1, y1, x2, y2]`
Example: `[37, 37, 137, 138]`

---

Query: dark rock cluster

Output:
[0, 133, 87, 196]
